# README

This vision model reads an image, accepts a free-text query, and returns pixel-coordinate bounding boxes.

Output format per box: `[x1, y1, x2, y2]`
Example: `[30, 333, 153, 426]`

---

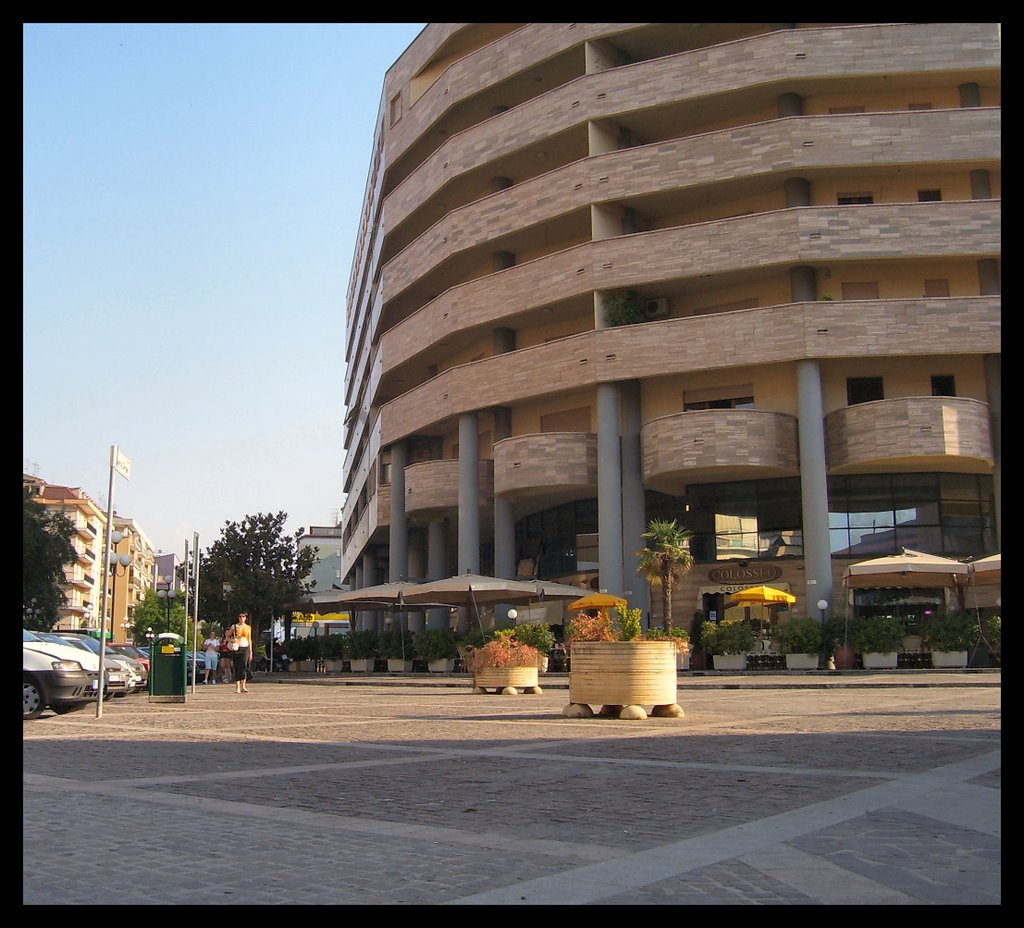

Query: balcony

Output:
[404, 459, 494, 519]
[825, 396, 993, 473]
[493, 433, 598, 514]
[641, 410, 799, 496]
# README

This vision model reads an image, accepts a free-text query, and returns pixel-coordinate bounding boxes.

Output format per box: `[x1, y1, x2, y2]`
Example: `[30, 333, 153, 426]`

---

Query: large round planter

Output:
[784, 653, 819, 670]
[473, 666, 540, 694]
[349, 657, 375, 673]
[930, 649, 969, 668]
[711, 653, 747, 671]
[427, 659, 456, 673]
[564, 641, 682, 720]
[862, 651, 899, 669]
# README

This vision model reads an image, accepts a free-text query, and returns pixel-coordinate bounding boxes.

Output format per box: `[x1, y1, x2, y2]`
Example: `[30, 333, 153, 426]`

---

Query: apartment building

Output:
[24, 477, 158, 634]
[339, 23, 1000, 633]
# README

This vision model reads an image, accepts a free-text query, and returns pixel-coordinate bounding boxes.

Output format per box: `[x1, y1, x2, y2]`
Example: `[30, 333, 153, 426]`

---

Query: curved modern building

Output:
[340, 23, 1000, 635]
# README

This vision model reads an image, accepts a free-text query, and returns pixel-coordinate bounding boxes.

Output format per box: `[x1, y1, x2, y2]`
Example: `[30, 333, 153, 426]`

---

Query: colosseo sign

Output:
[706, 564, 782, 585]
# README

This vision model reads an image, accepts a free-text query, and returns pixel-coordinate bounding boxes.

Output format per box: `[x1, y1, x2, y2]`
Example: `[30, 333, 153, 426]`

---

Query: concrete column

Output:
[619, 380, 649, 619]
[458, 412, 480, 574]
[426, 520, 448, 630]
[784, 177, 811, 207]
[796, 360, 833, 618]
[361, 551, 379, 635]
[958, 82, 981, 107]
[492, 407, 516, 580]
[984, 354, 1001, 550]
[977, 259, 1001, 295]
[777, 92, 803, 117]
[970, 169, 992, 200]
[597, 382, 624, 597]
[388, 441, 408, 581]
[789, 265, 817, 302]
[352, 563, 364, 632]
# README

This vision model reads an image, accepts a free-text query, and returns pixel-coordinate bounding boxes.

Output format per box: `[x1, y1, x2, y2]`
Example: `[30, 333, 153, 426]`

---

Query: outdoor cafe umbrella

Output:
[727, 586, 797, 605]
[968, 553, 1001, 586]
[842, 547, 971, 608]
[568, 592, 627, 613]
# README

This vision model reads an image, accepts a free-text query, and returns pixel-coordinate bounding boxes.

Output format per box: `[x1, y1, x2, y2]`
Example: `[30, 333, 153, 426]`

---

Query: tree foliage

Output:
[23, 490, 76, 630]
[196, 512, 316, 645]
[127, 588, 195, 648]
[636, 518, 694, 633]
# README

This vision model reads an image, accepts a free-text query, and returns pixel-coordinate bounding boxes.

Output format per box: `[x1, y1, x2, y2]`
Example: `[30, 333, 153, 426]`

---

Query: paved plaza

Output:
[24, 670, 1000, 905]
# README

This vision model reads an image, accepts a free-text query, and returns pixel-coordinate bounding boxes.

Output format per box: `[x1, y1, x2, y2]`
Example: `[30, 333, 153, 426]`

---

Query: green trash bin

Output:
[149, 632, 187, 702]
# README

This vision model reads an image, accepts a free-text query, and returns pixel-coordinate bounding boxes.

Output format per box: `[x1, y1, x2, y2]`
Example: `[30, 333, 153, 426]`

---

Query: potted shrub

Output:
[319, 633, 348, 672]
[378, 628, 415, 672]
[987, 616, 1001, 666]
[347, 629, 378, 673]
[603, 289, 644, 326]
[563, 608, 683, 720]
[284, 636, 311, 672]
[773, 616, 822, 670]
[700, 617, 755, 671]
[924, 610, 980, 668]
[824, 613, 855, 669]
[511, 623, 555, 672]
[415, 627, 459, 673]
[463, 629, 542, 695]
[850, 614, 904, 669]
[643, 625, 691, 669]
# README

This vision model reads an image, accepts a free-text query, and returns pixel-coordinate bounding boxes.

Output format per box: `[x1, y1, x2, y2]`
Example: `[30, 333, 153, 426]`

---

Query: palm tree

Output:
[636, 518, 694, 632]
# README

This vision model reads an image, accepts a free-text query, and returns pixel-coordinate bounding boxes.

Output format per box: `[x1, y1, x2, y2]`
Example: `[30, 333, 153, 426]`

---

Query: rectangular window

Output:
[841, 281, 880, 300]
[924, 279, 950, 297]
[918, 189, 942, 202]
[847, 376, 884, 405]
[389, 92, 402, 127]
[931, 375, 956, 397]
[837, 193, 874, 205]
[683, 384, 754, 411]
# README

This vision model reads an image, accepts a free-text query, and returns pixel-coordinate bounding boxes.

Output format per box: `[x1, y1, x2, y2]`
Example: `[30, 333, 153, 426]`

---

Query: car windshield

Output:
[23, 629, 43, 641]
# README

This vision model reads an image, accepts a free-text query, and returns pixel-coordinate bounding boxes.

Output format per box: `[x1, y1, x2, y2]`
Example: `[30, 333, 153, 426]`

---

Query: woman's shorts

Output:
[205, 652, 219, 670]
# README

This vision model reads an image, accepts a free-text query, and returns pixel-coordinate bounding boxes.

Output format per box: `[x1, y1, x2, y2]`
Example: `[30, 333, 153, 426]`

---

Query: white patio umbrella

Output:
[842, 548, 970, 589]
[969, 553, 1001, 586]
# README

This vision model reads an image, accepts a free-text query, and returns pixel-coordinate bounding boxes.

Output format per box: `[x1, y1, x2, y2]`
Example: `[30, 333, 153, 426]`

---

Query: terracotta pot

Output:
[832, 644, 855, 669]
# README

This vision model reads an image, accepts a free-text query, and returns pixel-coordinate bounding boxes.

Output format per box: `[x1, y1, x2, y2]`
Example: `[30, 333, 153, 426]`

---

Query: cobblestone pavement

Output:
[24, 670, 1000, 905]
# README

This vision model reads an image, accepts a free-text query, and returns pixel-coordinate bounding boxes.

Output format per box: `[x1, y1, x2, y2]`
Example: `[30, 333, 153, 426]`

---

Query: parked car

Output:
[23, 629, 100, 719]
[47, 633, 145, 695]
[110, 642, 150, 673]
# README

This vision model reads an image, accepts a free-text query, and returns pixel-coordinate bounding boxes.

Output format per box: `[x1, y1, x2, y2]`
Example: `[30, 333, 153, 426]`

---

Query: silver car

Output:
[45, 633, 142, 696]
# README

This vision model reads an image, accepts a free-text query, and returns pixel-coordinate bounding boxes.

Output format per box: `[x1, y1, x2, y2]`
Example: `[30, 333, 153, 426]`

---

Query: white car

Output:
[23, 629, 101, 719]
[46, 632, 141, 696]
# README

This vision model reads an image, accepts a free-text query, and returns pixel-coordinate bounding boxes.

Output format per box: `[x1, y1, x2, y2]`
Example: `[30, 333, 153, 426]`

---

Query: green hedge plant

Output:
[511, 623, 555, 654]
[346, 629, 379, 660]
[700, 617, 755, 655]
[415, 627, 459, 662]
[923, 610, 980, 652]
[849, 614, 904, 654]
[773, 616, 823, 655]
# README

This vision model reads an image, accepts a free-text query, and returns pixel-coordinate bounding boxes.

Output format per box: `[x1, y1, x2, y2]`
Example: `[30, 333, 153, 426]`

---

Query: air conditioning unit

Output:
[644, 297, 669, 320]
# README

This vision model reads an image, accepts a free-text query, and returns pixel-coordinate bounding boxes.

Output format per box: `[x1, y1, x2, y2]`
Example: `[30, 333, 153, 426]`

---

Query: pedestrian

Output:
[227, 612, 253, 693]
[203, 629, 221, 684]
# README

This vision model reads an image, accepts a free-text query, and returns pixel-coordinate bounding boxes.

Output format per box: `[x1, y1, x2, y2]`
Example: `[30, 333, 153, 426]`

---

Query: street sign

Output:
[112, 446, 131, 481]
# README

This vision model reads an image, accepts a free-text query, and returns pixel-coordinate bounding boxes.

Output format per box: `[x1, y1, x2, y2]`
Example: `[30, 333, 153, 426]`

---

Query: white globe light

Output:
[816, 599, 829, 611]
[507, 608, 518, 620]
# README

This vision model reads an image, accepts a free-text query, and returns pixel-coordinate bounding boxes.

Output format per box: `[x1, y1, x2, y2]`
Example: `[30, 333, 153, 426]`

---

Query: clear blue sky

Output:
[24, 22, 426, 556]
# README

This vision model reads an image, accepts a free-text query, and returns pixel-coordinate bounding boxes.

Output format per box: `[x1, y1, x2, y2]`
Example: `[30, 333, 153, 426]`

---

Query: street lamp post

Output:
[156, 576, 177, 634]
[23, 598, 40, 627]
[108, 531, 132, 642]
[817, 598, 829, 669]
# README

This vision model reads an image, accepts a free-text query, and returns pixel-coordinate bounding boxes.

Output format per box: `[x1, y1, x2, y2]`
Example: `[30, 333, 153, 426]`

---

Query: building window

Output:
[388, 92, 402, 127]
[931, 375, 956, 397]
[918, 189, 942, 202]
[683, 384, 754, 411]
[841, 281, 880, 301]
[837, 193, 874, 205]
[847, 376, 884, 405]
[924, 279, 950, 297]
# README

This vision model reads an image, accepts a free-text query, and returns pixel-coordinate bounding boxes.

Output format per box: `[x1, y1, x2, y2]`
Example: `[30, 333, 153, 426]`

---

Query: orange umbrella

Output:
[568, 593, 627, 612]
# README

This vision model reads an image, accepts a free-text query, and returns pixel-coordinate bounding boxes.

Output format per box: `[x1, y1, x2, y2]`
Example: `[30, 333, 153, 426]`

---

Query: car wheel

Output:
[23, 674, 45, 720]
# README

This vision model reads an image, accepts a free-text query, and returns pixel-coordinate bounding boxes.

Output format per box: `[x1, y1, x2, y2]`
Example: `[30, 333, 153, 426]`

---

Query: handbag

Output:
[227, 638, 240, 651]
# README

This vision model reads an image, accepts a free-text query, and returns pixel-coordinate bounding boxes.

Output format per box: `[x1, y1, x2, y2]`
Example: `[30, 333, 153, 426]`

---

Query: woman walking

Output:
[228, 612, 253, 693]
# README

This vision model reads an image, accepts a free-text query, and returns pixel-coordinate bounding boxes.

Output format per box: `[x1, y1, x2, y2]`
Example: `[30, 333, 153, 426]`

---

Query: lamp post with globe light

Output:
[156, 576, 177, 634]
